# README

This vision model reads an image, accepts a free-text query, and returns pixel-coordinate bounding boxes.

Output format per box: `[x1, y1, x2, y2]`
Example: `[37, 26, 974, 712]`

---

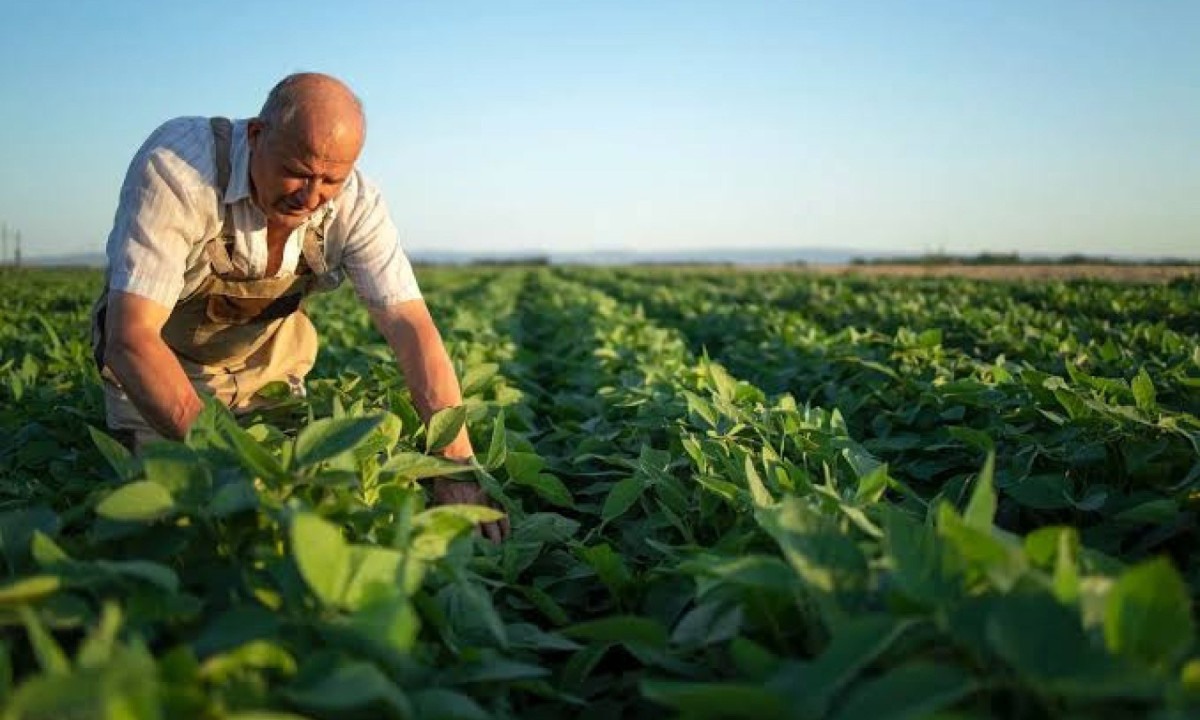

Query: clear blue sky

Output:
[2, 0, 1197, 260]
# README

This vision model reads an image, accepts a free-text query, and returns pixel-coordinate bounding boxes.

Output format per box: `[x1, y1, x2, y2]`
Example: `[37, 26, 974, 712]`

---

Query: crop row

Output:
[0, 267, 1197, 719]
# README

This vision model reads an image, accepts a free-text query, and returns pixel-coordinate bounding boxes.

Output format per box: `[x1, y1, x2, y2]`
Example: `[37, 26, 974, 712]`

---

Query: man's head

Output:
[247, 73, 366, 231]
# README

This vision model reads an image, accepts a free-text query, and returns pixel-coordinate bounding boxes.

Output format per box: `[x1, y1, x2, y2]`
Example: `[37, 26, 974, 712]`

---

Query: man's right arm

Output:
[104, 291, 203, 440]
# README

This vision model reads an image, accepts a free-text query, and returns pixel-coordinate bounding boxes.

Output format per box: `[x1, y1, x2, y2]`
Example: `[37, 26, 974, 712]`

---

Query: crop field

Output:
[1, 265, 1199, 719]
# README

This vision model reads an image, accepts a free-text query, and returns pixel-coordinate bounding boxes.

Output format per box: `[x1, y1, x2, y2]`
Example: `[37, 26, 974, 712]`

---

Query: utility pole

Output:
[1, 223, 8, 265]
[14, 230, 21, 268]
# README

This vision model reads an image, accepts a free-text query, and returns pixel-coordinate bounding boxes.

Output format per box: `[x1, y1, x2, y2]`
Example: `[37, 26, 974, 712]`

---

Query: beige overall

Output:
[91, 118, 334, 449]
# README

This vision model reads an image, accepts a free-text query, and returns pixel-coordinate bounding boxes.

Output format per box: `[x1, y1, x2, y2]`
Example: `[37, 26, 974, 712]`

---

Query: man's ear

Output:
[247, 118, 266, 149]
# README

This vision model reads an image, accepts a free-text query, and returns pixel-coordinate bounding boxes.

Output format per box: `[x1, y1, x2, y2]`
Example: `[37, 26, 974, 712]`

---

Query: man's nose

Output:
[297, 180, 323, 211]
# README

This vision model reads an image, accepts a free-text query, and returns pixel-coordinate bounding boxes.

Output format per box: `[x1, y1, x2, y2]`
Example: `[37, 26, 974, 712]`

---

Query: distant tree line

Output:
[851, 252, 1200, 266]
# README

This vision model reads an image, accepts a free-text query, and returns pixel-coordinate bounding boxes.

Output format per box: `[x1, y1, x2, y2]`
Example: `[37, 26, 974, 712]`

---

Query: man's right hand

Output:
[430, 477, 511, 544]
[104, 291, 203, 440]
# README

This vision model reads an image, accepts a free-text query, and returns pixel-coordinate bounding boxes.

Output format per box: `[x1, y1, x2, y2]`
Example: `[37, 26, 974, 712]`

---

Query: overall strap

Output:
[206, 117, 237, 276]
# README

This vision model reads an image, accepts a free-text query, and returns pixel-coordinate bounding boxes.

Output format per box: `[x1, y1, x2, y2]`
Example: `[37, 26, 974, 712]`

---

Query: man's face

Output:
[247, 117, 361, 231]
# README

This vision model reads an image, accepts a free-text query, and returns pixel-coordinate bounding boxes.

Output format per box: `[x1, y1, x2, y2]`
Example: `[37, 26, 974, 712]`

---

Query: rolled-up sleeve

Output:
[336, 172, 422, 308]
[105, 118, 214, 308]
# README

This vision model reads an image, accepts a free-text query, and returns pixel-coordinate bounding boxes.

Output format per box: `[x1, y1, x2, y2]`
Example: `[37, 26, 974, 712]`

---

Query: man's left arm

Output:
[368, 299, 510, 542]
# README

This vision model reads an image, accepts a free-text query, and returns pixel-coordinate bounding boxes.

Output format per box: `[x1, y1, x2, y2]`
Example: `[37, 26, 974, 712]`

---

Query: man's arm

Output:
[369, 298, 472, 458]
[104, 291, 204, 440]
[368, 298, 509, 542]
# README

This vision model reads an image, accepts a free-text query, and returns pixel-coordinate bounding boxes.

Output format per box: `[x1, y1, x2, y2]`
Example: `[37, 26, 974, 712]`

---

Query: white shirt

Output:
[105, 116, 422, 308]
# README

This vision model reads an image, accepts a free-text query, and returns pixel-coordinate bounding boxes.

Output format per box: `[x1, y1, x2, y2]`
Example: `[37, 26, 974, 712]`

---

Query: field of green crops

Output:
[2, 265, 1199, 719]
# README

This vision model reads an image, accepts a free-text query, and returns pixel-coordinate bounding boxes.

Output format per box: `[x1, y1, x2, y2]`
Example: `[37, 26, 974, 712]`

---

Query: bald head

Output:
[247, 73, 366, 230]
[258, 73, 365, 156]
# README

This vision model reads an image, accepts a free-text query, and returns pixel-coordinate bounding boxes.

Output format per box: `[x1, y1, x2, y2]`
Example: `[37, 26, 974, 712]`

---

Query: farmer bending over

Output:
[90, 72, 508, 541]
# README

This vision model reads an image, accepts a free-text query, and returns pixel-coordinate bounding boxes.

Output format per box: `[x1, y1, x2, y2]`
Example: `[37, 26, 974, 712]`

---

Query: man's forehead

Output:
[272, 119, 362, 165]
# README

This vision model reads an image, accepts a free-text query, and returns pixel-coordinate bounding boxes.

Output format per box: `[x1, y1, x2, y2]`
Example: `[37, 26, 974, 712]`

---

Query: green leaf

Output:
[3, 638, 158, 718]
[416, 504, 506, 527]
[0, 575, 61, 605]
[95, 481, 176, 522]
[1104, 557, 1195, 669]
[290, 513, 349, 607]
[382, 452, 474, 481]
[1006, 474, 1072, 510]
[514, 513, 580, 543]
[0, 506, 60, 574]
[440, 580, 508, 648]
[284, 661, 412, 716]
[29, 531, 70, 566]
[829, 662, 976, 720]
[411, 688, 490, 720]
[963, 452, 996, 532]
[602, 477, 645, 522]
[882, 506, 955, 606]
[672, 601, 742, 648]
[563, 616, 668, 649]
[1131, 368, 1157, 412]
[349, 593, 421, 654]
[1024, 527, 1081, 603]
[517, 585, 571, 626]
[218, 420, 288, 485]
[641, 680, 787, 720]
[729, 636, 781, 681]
[777, 615, 914, 718]
[756, 497, 868, 602]
[459, 363, 499, 397]
[19, 606, 69, 675]
[76, 604, 123, 668]
[504, 451, 545, 483]
[986, 592, 1135, 696]
[426, 405, 468, 453]
[743, 456, 774, 508]
[854, 463, 890, 505]
[208, 480, 259, 517]
[445, 651, 549, 684]
[485, 409, 507, 470]
[293, 415, 383, 469]
[576, 544, 632, 599]
[341, 544, 408, 609]
[200, 639, 297, 682]
[937, 503, 1025, 592]
[946, 426, 995, 453]
[194, 606, 282, 657]
[515, 473, 574, 508]
[95, 560, 180, 593]
[141, 445, 212, 508]
[87, 425, 136, 481]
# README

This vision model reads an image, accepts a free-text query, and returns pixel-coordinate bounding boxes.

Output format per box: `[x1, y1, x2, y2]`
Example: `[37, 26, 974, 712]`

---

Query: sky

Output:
[1, 0, 1197, 261]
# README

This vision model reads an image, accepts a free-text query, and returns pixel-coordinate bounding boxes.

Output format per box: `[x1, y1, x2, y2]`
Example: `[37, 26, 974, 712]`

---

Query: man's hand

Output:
[369, 300, 508, 542]
[105, 291, 204, 440]
[430, 477, 511, 543]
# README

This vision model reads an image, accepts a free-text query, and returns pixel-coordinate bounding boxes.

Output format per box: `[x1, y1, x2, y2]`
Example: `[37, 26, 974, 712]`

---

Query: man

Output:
[91, 72, 508, 541]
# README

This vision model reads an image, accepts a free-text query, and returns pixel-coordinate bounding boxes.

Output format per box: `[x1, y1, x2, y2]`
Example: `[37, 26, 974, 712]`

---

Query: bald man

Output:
[91, 73, 508, 541]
